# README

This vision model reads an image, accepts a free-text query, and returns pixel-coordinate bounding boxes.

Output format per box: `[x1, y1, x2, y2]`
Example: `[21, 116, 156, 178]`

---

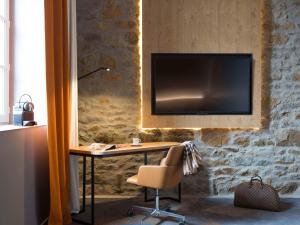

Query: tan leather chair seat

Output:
[127, 175, 138, 185]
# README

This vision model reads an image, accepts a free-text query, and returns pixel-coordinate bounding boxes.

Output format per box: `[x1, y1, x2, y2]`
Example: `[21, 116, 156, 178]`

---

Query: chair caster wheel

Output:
[127, 207, 135, 217]
[164, 206, 171, 212]
[165, 208, 171, 212]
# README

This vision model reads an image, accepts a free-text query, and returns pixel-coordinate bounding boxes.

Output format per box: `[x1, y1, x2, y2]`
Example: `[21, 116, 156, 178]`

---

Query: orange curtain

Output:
[44, 0, 72, 224]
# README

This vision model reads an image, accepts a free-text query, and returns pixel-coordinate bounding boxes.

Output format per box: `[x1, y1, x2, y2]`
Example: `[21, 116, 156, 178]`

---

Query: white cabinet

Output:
[0, 125, 49, 225]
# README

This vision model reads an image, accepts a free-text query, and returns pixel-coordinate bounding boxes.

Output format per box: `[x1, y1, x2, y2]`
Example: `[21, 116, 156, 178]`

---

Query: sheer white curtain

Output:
[68, 0, 80, 213]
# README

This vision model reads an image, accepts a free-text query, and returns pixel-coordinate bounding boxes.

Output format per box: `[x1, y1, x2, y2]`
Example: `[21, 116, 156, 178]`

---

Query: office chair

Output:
[127, 145, 186, 224]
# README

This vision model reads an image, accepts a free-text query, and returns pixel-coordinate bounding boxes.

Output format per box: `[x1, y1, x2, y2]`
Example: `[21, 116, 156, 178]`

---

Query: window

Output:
[0, 0, 9, 122]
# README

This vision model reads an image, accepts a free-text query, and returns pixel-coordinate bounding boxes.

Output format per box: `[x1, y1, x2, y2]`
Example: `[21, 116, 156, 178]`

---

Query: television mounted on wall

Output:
[151, 53, 253, 115]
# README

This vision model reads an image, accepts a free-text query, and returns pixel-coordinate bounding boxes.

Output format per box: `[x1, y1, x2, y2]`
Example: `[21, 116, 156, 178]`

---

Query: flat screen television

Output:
[151, 53, 252, 115]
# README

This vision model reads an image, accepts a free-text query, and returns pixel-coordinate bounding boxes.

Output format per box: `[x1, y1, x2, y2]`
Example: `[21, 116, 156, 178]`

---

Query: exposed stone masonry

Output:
[77, 0, 300, 196]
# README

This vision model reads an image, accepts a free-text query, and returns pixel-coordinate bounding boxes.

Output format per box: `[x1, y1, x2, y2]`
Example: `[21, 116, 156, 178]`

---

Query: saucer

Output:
[131, 144, 143, 146]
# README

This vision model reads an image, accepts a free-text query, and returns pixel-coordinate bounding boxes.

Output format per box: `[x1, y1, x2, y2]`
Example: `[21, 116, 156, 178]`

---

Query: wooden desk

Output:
[70, 142, 180, 225]
[70, 142, 180, 157]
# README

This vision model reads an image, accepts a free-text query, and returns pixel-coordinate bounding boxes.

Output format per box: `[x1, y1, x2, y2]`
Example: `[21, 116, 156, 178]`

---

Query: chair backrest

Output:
[159, 145, 184, 188]
[162, 145, 184, 166]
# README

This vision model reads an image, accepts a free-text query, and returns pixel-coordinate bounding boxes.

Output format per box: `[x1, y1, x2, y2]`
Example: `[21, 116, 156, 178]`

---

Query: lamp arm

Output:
[78, 67, 110, 80]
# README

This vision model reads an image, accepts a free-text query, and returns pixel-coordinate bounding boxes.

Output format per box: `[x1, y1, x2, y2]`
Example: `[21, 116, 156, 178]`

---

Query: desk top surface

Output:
[69, 142, 180, 157]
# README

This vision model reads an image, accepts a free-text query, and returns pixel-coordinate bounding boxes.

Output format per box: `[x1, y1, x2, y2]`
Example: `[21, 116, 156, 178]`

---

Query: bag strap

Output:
[18, 94, 32, 108]
[249, 176, 264, 188]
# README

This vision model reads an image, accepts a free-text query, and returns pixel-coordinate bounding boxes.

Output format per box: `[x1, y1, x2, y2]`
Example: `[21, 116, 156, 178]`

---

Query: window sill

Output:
[0, 124, 47, 132]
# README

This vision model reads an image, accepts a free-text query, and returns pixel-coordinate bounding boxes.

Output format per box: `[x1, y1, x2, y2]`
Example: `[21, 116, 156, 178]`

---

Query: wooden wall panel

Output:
[142, 0, 262, 128]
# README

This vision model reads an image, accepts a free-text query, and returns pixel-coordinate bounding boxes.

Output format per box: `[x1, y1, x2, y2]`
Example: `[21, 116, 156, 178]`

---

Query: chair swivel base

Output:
[132, 206, 185, 225]
[127, 189, 185, 225]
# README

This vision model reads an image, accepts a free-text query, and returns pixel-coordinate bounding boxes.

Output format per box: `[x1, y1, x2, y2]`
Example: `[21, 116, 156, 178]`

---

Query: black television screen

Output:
[151, 53, 252, 115]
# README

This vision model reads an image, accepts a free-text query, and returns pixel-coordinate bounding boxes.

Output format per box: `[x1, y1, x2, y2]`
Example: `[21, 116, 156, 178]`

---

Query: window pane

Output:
[0, 0, 5, 18]
[0, 20, 4, 66]
[0, 0, 7, 121]
[0, 67, 4, 114]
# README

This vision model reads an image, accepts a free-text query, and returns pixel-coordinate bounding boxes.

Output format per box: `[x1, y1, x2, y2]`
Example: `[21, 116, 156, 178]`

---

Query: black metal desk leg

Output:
[144, 152, 148, 202]
[82, 156, 86, 212]
[178, 183, 181, 202]
[91, 156, 95, 225]
[72, 156, 93, 225]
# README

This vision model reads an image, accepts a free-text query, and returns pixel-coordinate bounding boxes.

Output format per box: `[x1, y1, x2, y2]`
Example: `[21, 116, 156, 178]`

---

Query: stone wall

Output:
[77, 0, 300, 196]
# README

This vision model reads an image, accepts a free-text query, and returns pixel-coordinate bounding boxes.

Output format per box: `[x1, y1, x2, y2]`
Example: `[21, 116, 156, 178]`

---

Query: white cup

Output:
[132, 138, 141, 145]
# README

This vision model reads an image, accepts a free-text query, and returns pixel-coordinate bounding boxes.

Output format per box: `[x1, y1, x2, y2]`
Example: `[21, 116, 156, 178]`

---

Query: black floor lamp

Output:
[78, 67, 110, 80]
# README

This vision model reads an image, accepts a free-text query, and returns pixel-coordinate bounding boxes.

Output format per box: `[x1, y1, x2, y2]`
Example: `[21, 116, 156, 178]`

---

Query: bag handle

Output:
[18, 94, 32, 108]
[249, 176, 264, 188]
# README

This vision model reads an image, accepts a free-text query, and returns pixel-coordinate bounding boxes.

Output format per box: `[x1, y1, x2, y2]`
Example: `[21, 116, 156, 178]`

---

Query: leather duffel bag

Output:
[234, 176, 281, 211]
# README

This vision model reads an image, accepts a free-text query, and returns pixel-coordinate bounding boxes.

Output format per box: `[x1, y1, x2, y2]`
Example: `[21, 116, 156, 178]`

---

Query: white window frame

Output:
[0, 0, 10, 123]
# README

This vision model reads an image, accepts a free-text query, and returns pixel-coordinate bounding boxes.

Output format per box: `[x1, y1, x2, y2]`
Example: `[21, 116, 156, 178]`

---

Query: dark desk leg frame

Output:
[143, 152, 182, 203]
[72, 156, 95, 225]
[91, 156, 95, 225]
[144, 153, 148, 202]
[82, 156, 86, 212]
